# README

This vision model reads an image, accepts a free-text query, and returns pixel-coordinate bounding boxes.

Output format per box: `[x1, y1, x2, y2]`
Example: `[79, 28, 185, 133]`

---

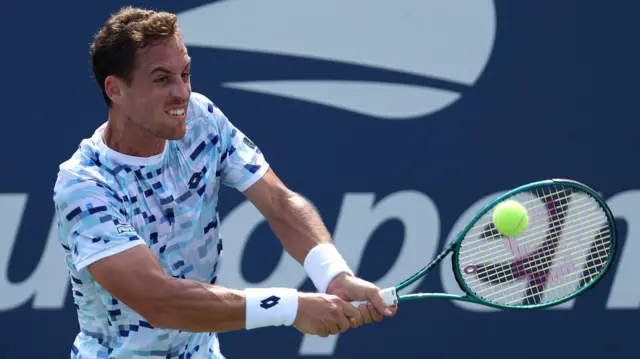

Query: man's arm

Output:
[206, 96, 331, 264]
[205, 97, 394, 321]
[242, 168, 331, 265]
[86, 244, 361, 336]
[53, 175, 361, 336]
[243, 169, 397, 321]
[53, 178, 251, 332]
[242, 169, 354, 293]
[87, 244, 248, 332]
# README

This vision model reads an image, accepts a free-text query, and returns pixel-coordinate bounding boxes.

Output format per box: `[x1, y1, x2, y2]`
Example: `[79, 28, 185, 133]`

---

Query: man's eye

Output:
[182, 72, 190, 79]
[154, 76, 167, 83]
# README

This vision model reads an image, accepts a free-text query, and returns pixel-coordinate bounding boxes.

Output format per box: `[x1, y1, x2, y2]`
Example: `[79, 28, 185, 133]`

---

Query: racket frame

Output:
[386, 178, 618, 310]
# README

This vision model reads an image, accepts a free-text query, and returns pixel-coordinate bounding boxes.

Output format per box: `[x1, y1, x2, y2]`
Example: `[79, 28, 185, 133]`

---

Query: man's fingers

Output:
[328, 322, 340, 336]
[367, 302, 384, 322]
[341, 299, 364, 329]
[317, 327, 329, 338]
[342, 299, 362, 318]
[365, 288, 386, 322]
[359, 304, 374, 324]
[350, 306, 364, 327]
[368, 288, 393, 317]
[337, 313, 351, 333]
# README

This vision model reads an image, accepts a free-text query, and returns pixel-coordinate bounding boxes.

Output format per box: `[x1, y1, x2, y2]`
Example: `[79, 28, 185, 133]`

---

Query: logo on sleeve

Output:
[116, 225, 136, 235]
[243, 136, 256, 149]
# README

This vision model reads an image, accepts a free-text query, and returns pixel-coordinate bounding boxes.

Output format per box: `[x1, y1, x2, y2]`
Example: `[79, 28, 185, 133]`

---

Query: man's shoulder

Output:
[189, 92, 221, 115]
[187, 92, 226, 126]
[53, 136, 119, 206]
[180, 92, 228, 144]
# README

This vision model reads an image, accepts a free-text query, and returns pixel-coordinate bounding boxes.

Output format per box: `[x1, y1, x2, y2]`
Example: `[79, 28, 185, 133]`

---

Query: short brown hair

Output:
[90, 7, 180, 106]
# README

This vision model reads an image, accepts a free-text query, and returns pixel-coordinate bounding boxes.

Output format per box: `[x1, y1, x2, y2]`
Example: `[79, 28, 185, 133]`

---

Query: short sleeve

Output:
[54, 179, 147, 271]
[209, 104, 269, 191]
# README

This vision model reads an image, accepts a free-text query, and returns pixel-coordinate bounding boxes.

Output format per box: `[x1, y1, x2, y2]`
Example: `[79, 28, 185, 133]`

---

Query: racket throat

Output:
[381, 287, 399, 306]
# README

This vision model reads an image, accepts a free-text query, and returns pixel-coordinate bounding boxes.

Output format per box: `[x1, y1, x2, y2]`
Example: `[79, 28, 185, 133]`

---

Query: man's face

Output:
[119, 36, 192, 140]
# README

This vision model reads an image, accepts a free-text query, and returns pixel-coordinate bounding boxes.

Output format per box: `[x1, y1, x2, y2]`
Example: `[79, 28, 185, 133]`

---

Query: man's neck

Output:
[102, 111, 165, 158]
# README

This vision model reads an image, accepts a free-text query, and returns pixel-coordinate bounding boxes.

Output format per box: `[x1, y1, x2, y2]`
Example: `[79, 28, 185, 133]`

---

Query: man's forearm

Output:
[148, 277, 298, 333]
[266, 191, 353, 293]
[149, 276, 247, 332]
[266, 191, 333, 265]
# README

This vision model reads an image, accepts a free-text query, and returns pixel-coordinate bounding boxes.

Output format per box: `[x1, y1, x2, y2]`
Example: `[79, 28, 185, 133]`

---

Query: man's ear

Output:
[105, 75, 126, 105]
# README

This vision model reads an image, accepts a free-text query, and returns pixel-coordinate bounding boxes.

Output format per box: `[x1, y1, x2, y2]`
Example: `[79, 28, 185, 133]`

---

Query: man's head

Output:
[90, 7, 191, 140]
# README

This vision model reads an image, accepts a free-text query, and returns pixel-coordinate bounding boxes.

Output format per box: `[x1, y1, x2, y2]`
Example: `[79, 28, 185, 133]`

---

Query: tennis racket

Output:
[351, 178, 617, 310]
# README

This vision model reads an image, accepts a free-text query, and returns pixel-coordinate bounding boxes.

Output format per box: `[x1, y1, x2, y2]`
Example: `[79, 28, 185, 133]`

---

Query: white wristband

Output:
[304, 243, 354, 293]
[245, 288, 299, 330]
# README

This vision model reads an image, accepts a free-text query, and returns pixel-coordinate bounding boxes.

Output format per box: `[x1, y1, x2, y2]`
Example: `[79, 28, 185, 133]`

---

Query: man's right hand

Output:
[293, 293, 364, 337]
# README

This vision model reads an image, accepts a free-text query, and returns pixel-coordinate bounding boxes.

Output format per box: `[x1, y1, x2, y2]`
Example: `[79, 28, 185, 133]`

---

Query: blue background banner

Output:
[0, 1, 638, 358]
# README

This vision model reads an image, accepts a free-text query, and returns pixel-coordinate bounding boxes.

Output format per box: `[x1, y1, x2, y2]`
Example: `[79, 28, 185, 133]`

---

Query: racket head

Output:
[450, 179, 617, 310]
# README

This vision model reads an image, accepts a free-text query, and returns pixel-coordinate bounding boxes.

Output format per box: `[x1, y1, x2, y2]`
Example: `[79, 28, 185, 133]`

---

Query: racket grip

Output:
[350, 287, 398, 307]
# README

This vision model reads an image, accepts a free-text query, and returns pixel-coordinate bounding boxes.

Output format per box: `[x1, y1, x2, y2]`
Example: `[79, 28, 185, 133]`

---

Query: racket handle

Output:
[350, 287, 398, 307]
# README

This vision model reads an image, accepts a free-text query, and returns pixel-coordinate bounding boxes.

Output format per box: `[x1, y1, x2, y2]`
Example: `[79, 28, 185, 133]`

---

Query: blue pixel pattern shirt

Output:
[53, 92, 268, 359]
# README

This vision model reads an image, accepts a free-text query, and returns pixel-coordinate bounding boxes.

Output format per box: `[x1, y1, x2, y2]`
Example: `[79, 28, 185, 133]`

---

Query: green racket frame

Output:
[386, 178, 618, 310]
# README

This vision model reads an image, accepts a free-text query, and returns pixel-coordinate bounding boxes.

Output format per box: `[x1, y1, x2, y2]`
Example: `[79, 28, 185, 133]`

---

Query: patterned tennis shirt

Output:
[53, 92, 268, 358]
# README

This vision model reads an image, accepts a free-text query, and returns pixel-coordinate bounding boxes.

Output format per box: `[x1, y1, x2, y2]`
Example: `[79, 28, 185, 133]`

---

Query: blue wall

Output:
[0, 1, 638, 358]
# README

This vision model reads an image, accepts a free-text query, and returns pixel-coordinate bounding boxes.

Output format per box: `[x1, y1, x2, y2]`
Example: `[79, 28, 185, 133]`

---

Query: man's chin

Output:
[164, 119, 187, 140]
[165, 128, 187, 140]
[153, 123, 187, 141]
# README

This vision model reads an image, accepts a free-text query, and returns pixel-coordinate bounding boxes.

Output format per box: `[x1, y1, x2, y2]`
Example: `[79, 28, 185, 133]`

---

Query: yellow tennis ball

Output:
[492, 200, 529, 237]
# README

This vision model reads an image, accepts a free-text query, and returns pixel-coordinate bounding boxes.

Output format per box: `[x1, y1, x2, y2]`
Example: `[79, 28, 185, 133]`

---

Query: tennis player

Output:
[52, 6, 396, 359]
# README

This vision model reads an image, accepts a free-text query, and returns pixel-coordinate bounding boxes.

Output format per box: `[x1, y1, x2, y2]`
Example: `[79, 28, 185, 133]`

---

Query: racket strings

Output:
[472, 238, 610, 304]
[456, 185, 613, 307]
[459, 207, 605, 265]
[462, 221, 610, 288]
[492, 219, 611, 303]
[462, 190, 589, 251]
[506, 240, 610, 305]
[507, 245, 610, 305]
[458, 200, 604, 275]
[464, 188, 573, 234]
[473, 195, 592, 243]
[460, 185, 586, 263]
[462, 230, 610, 303]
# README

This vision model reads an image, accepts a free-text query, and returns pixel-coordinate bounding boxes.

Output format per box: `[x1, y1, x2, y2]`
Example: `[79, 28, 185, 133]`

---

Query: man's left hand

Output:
[326, 272, 398, 326]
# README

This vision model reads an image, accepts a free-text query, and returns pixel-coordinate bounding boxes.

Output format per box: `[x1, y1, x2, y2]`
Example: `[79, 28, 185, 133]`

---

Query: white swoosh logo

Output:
[223, 80, 460, 119]
[178, 0, 496, 120]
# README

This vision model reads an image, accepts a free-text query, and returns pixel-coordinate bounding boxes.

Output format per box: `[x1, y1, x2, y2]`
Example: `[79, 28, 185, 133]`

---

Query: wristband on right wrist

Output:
[244, 288, 299, 330]
[304, 243, 354, 293]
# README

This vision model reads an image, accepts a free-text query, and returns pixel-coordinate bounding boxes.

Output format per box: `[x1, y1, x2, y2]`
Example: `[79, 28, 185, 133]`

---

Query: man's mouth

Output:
[166, 107, 186, 119]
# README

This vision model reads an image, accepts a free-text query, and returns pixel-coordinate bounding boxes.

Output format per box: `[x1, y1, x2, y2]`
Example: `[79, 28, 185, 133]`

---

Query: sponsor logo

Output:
[177, 0, 496, 120]
[116, 225, 136, 235]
